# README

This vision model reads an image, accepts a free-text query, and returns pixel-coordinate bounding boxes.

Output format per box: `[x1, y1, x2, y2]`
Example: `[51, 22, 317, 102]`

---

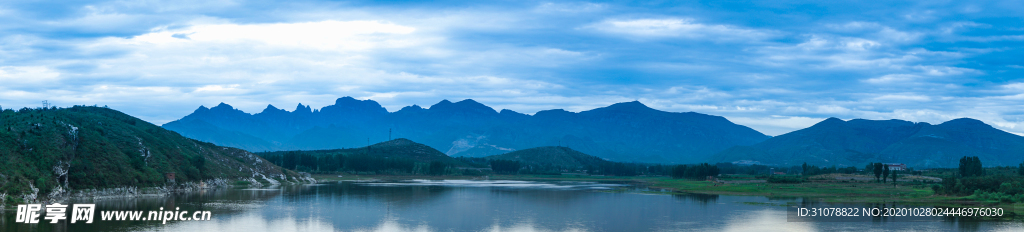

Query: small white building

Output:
[884, 163, 907, 171]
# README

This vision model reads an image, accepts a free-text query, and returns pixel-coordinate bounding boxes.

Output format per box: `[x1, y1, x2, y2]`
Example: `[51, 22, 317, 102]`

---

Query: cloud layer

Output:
[1, 0, 1023, 136]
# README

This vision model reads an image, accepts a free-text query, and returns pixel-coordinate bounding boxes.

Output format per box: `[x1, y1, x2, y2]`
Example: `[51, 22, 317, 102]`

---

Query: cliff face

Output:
[164, 97, 770, 163]
[0, 106, 309, 203]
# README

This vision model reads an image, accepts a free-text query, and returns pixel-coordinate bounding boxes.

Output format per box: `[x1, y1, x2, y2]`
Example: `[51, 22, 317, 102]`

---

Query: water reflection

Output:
[156, 212, 594, 232]
[2, 180, 1023, 232]
[672, 193, 718, 205]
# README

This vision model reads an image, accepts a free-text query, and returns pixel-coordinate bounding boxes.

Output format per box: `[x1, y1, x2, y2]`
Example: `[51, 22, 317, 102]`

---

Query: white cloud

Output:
[0, 66, 62, 88]
[914, 65, 976, 76]
[873, 94, 931, 101]
[1, 0, 1023, 141]
[1001, 82, 1024, 90]
[534, 2, 607, 13]
[864, 74, 918, 84]
[583, 18, 773, 41]
[125, 20, 419, 51]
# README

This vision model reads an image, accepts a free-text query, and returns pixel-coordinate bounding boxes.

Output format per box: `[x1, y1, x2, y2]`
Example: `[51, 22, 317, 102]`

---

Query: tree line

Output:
[489, 160, 521, 174]
[260, 151, 453, 175]
[670, 163, 720, 179]
[932, 156, 1024, 203]
[803, 163, 859, 176]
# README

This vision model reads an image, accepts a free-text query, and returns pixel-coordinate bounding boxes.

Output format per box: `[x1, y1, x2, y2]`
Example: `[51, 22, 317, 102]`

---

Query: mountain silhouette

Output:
[163, 97, 770, 163]
[711, 117, 1024, 168]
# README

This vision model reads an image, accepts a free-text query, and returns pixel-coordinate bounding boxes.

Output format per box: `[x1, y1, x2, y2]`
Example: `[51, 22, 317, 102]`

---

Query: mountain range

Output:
[162, 97, 1024, 168]
[711, 117, 1024, 168]
[162, 97, 771, 163]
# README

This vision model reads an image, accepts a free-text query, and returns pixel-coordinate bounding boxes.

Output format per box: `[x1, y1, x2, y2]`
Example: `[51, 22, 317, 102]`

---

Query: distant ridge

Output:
[485, 146, 612, 168]
[163, 97, 770, 164]
[711, 117, 1024, 168]
[258, 138, 466, 166]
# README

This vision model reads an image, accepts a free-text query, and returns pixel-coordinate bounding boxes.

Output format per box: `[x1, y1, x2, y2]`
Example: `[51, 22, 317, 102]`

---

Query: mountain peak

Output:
[455, 99, 481, 104]
[208, 103, 246, 115]
[335, 96, 358, 104]
[332, 96, 382, 107]
[259, 104, 287, 114]
[430, 99, 454, 109]
[400, 104, 424, 111]
[376, 138, 417, 147]
[428, 99, 497, 114]
[608, 101, 650, 109]
[211, 102, 233, 110]
[319, 96, 387, 116]
[499, 109, 524, 115]
[588, 101, 658, 114]
[193, 105, 210, 114]
[295, 103, 312, 113]
[817, 117, 845, 124]
[533, 109, 574, 118]
[939, 118, 991, 128]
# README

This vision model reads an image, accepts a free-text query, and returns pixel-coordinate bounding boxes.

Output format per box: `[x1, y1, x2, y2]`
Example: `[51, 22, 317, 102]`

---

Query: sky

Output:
[1, 0, 1023, 136]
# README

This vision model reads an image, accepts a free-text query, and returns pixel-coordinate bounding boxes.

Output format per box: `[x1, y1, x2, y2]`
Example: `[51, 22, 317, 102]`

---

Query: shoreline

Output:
[1, 177, 315, 209]
[312, 173, 1024, 215]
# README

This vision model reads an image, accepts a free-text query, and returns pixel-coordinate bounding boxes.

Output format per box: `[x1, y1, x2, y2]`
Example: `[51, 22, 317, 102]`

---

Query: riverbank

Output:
[312, 173, 1024, 215]
[1, 176, 314, 209]
[312, 173, 653, 182]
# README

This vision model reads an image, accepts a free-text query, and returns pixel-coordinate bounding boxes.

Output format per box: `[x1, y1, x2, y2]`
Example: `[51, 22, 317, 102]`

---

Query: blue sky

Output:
[1, 0, 1023, 136]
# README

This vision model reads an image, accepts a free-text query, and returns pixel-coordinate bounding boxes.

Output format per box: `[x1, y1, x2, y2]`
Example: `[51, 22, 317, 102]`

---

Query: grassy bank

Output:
[312, 173, 1024, 215]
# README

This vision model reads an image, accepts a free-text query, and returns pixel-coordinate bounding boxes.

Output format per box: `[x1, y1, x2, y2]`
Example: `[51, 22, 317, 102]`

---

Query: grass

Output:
[650, 178, 936, 201]
[647, 175, 1024, 217]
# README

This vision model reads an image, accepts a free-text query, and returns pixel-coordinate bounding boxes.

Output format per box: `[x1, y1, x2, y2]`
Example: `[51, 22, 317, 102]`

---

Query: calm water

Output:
[3, 179, 1023, 232]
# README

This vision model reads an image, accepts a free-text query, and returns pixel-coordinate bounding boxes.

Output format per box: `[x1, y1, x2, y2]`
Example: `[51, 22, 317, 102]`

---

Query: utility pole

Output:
[42, 100, 49, 109]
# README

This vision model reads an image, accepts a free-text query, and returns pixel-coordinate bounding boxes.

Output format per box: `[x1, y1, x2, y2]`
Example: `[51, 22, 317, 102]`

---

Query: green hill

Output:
[257, 138, 469, 174]
[260, 138, 462, 164]
[0, 106, 308, 204]
[485, 146, 613, 170]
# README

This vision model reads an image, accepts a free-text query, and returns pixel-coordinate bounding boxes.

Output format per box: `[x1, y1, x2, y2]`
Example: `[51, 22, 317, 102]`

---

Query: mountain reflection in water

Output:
[3, 180, 1023, 232]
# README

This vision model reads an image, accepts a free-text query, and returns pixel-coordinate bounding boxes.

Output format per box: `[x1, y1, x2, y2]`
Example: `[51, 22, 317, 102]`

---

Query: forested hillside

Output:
[0, 106, 306, 204]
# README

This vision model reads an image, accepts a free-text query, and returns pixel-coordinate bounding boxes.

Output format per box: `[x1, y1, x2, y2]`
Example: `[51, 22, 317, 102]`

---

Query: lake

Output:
[3, 179, 1023, 231]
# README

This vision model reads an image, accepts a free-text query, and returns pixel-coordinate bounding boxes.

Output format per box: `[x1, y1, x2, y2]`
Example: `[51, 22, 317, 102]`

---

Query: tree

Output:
[891, 169, 898, 186]
[959, 156, 984, 177]
[802, 163, 808, 176]
[873, 163, 883, 182]
[882, 165, 890, 184]
[1018, 162, 1024, 176]
[428, 161, 447, 175]
[191, 155, 206, 179]
[489, 160, 521, 174]
[670, 163, 719, 180]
